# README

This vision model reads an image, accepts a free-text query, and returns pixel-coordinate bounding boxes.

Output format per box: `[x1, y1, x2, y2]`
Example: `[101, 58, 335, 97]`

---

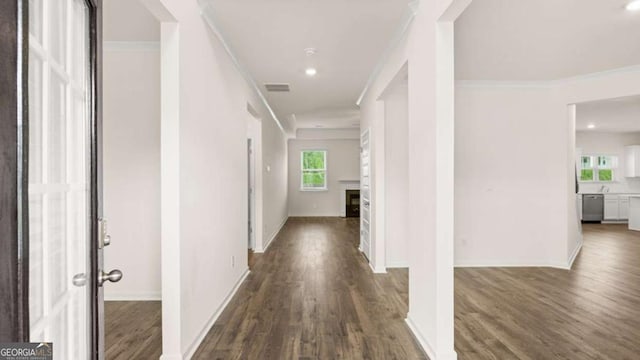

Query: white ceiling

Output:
[576, 95, 640, 133]
[203, 0, 410, 130]
[455, 0, 640, 81]
[103, 0, 159, 42]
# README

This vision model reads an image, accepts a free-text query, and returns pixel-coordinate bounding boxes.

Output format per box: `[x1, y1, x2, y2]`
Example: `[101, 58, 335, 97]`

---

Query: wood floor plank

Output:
[191, 217, 427, 359]
[105, 301, 162, 360]
[455, 224, 640, 360]
[106, 221, 640, 360]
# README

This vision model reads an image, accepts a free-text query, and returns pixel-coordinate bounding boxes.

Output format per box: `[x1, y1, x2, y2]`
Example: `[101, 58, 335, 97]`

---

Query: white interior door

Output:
[361, 129, 371, 260]
[28, 0, 92, 358]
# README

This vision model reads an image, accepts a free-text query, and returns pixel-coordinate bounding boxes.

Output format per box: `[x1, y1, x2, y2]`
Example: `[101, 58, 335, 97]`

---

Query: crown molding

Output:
[356, 0, 419, 106]
[456, 64, 640, 88]
[198, 1, 286, 135]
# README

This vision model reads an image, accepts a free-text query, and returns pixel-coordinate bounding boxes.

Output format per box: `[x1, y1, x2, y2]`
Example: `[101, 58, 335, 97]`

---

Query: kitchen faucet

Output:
[599, 185, 610, 193]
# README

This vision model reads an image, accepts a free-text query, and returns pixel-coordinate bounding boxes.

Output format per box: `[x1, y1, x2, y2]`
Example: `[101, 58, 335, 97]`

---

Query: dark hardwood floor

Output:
[105, 301, 162, 360]
[455, 223, 640, 359]
[105, 221, 640, 360]
[193, 217, 427, 359]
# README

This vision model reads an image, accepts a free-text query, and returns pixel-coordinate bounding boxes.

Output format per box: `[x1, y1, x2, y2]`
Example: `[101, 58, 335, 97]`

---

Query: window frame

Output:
[579, 155, 617, 183]
[300, 150, 328, 191]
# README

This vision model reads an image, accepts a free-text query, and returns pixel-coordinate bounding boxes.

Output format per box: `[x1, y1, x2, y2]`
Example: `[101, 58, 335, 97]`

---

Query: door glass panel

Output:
[29, 0, 91, 359]
[48, 71, 67, 184]
[29, 0, 43, 43]
[29, 194, 44, 324]
[49, 0, 67, 68]
[29, 53, 43, 183]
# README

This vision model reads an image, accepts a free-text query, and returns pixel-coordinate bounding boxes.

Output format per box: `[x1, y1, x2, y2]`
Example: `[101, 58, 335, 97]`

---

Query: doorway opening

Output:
[102, 1, 163, 358]
[574, 95, 640, 232]
[246, 106, 263, 269]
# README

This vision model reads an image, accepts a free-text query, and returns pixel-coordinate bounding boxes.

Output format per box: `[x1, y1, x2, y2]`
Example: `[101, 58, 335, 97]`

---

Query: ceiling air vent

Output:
[264, 83, 290, 92]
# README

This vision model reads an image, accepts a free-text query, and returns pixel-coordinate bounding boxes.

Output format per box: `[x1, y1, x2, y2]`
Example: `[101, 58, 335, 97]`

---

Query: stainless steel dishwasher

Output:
[582, 194, 604, 222]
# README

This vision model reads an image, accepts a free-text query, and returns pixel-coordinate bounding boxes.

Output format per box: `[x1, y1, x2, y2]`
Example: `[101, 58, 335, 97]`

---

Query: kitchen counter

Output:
[630, 196, 640, 232]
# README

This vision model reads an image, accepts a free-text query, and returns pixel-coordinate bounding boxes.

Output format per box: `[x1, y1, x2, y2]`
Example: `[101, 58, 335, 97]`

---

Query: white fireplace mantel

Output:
[339, 180, 360, 217]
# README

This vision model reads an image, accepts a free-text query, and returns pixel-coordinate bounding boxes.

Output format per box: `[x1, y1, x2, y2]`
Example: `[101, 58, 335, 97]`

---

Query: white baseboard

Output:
[182, 269, 250, 359]
[159, 355, 182, 360]
[405, 316, 458, 360]
[405, 316, 436, 360]
[455, 261, 569, 269]
[567, 241, 583, 270]
[369, 261, 387, 274]
[255, 216, 288, 253]
[104, 292, 161, 301]
[287, 213, 340, 217]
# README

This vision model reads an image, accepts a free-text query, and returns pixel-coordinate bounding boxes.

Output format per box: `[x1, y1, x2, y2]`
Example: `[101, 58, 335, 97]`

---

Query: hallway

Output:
[192, 217, 426, 359]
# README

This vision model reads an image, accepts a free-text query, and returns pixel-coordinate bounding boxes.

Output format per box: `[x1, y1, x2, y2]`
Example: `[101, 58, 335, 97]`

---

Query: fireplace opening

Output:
[346, 189, 360, 218]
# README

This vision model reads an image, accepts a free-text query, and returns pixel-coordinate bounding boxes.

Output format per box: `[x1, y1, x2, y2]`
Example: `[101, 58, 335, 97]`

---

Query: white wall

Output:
[383, 81, 409, 268]
[454, 68, 640, 270]
[288, 139, 360, 217]
[103, 46, 161, 300]
[576, 131, 640, 193]
[260, 110, 289, 251]
[152, 1, 289, 358]
[295, 128, 360, 140]
[454, 85, 567, 267]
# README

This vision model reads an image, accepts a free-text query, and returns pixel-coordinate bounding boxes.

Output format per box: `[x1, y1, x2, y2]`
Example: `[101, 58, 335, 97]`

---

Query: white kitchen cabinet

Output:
[620, 198, 630, 220]
[604, 199, 620, 220]
[631, 197, 640, 231]
[625, 146, 640, 178]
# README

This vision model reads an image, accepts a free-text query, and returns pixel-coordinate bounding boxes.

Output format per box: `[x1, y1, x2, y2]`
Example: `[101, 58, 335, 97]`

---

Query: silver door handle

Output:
[363, 200, 370, 207]
[98, 269, 123, 286]
[72, 273, 87, 287]
[103, 235, 111, 246]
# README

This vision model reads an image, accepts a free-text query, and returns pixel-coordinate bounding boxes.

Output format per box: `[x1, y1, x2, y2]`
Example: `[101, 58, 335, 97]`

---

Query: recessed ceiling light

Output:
[305, 68, 317, 76]
[627, 0, 640, 11]
[304, 48, 317, 56]
[587, 124, 596, 129]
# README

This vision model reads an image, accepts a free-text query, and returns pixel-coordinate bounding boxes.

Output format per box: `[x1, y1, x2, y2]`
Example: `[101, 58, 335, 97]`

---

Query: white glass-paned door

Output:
[29, 0, 91, 359]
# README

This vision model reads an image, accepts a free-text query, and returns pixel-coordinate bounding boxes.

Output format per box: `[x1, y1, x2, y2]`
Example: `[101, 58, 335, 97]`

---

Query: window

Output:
[301, 150, 327, 190]
[580, 155, 617, 182]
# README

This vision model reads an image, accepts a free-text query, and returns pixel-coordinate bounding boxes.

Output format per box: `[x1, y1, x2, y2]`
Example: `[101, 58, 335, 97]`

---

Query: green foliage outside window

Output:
[580, 169, 594, 182]
[302, 151, 327, 189]
[598, 169, 613, 181]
